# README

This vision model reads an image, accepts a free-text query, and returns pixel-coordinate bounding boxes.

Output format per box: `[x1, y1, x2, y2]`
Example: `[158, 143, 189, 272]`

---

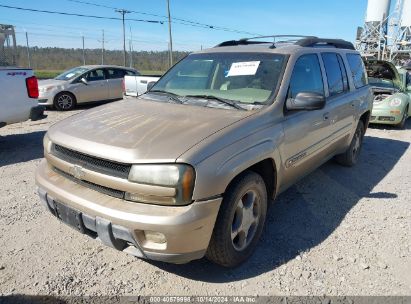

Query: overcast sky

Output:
[0, 0, 378, 52]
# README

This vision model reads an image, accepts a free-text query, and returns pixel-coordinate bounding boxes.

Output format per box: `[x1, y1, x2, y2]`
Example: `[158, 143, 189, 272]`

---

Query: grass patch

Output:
[35, 70, 62, 79]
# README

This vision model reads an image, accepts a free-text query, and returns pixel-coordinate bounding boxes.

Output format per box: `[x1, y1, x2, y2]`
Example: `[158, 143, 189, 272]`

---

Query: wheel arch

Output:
[54, 90, 77, 103]
[360, 110, 371, 131]
[224, 158, 277, 201]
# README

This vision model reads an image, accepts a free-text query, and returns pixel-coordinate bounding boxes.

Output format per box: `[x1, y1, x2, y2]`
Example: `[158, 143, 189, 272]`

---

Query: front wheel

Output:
[335, 120, 365, 167]
[54, 92, 76, 111]
[206, 171, 267, 267]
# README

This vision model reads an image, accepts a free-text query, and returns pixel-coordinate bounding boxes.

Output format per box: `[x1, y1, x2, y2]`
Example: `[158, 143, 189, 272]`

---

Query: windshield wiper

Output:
[148, 90, 183, 104]
[184, 95, 245, 110]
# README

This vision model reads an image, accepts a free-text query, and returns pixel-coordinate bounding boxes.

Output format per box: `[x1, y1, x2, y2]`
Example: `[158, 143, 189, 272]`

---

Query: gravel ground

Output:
[0, 102, 410, 297]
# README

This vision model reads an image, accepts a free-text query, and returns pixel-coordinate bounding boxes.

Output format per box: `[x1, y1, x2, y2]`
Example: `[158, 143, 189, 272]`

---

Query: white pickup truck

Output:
[0, 67, 45, 128]
[123, 74, 161, 97]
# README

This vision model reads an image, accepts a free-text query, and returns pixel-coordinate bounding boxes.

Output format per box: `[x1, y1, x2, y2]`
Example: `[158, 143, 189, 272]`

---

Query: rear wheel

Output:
[206, 171, 267, 267]
[54, 92, 76, 111]
[335, 120, 365, 167]
[396, 106, 408, 129]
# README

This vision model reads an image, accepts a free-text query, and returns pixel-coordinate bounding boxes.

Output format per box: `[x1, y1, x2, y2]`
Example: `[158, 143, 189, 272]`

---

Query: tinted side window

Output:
[85, 69, 105, 82]
[106, 69, 125, 79]
[337, 54, 349, 91]
[346, 54, 367, 88]
[125, 70, 139, 76]
[289, 54, 324, 98]
[406, 71, 411, 86]
[321, 53, 344, 96]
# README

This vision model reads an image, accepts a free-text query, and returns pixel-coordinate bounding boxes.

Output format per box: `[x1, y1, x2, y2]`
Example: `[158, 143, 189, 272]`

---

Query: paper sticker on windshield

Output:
[65, 73, 75, 78]
[227, 61, 260, 77]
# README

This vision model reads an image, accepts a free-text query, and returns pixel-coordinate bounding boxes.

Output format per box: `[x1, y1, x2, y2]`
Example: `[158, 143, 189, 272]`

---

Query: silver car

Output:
[38, 65, 139, 110]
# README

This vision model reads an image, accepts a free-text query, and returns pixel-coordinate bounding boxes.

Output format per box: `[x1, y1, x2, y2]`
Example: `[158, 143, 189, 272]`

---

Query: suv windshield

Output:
[149, 53, 286, 108]
[55, 67, 89, 81]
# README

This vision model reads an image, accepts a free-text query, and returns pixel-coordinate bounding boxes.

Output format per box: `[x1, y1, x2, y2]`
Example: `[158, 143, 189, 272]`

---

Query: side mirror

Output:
[147, 81, 156, 91]
[80, 77, 88, 85]
[286, 92, 326, 111]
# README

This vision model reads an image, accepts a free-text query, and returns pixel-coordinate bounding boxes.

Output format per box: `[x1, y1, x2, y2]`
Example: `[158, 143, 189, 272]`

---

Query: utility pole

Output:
[166, 0, 173, 67]
[116, 9, 131, 66]
[82, 35, 85, 65]
[129, 26, 133, 68]
[25, 31, 31, 68]
[102, 29, 105, 65]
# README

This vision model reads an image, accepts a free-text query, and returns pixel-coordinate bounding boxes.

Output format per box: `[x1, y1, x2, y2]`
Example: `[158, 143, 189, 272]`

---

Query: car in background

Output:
[365, 60, 410, 128]
[38, 65, 139, 110]
[399, 64, 411, 99]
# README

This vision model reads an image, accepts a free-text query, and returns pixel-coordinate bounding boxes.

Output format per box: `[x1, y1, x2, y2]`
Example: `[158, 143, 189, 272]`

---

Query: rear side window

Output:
[289, 54, 324, 98]
[321, 53, 345, 96]
[346, 54, 367, 88]
[125, 70, 139, 76]
[337, 55, 349, 91]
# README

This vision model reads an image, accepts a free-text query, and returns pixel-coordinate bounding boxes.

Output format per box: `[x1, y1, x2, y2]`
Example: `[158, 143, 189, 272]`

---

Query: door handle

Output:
[323, 112, 329, 120]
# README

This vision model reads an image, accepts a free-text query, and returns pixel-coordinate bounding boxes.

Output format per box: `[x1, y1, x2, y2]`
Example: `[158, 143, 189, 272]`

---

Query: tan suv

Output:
[35, 36, 373, 267]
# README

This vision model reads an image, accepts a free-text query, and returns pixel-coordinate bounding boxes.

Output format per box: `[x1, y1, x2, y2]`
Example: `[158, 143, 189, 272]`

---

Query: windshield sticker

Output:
[65, 73, 75, 78]
[227, 61, 260, 77]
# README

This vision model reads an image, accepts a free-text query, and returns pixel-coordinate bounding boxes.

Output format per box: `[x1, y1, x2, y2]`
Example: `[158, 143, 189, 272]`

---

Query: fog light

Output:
[144, 231, 166, 244]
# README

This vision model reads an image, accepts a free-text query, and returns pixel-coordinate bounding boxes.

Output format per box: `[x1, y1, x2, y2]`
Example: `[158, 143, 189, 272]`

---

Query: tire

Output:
[53, 92, 77, 111]
[396, 106, 408, 129]
[335, 120, 365, 167]
[206, 171, 267, 267]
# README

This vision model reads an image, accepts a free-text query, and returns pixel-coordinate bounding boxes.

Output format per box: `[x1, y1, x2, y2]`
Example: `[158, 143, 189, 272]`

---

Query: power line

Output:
[0, 4, 164, 24]
[65, 0, 261, 36]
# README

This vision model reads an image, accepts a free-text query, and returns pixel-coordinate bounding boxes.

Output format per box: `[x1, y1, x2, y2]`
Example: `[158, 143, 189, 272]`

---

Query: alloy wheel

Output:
[231, 190, 261, 251]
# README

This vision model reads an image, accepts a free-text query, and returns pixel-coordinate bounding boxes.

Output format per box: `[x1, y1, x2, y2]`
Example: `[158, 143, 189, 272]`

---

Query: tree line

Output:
[16, 46, 190, 71]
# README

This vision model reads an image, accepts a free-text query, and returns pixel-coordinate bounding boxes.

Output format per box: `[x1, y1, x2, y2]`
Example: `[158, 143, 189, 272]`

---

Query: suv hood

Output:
[48, 99, 254, 163]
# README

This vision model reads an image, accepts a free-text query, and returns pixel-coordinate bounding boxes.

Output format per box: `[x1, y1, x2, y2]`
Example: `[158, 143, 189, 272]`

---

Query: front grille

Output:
[54, 167, 125, 199]
[52, 144, 131, 179]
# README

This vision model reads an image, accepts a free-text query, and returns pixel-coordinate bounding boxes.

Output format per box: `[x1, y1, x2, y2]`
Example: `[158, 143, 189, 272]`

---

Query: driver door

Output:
[71, 68, 109, 103]
[279, 54, 333, 189]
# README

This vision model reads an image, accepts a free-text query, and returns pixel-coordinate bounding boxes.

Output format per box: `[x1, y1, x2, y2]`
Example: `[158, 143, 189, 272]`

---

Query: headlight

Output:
[39, 86, 55, 93]
[43, 134, 52, 154]
[390, 98, 402, 107]
[126, 164, 195, 205]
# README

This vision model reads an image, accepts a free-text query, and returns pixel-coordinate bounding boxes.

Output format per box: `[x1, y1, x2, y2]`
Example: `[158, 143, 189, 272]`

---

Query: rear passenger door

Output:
[280, 54, 334, 188]
[106, 68, 127, 99]
[320, 52, 355, 152]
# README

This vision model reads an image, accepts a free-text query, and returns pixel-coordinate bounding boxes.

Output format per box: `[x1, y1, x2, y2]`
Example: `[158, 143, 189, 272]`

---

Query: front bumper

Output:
[35, 160, 222, 264]
[30, 105, 47, 121]
[370, 107, 404, 125]
[37, 92, 54, 106]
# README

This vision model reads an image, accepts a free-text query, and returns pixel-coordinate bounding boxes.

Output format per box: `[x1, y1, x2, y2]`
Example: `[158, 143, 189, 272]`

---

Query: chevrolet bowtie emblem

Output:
[70, 165, 85, 180]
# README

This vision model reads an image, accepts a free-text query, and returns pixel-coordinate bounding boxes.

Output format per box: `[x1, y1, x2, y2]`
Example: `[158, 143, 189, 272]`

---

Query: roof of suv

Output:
[197, 35, 356, 55]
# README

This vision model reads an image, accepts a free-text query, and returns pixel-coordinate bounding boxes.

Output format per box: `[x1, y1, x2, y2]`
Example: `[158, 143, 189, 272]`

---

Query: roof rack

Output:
[295, 38, 355, 50]
[214, 35, 355, 50]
